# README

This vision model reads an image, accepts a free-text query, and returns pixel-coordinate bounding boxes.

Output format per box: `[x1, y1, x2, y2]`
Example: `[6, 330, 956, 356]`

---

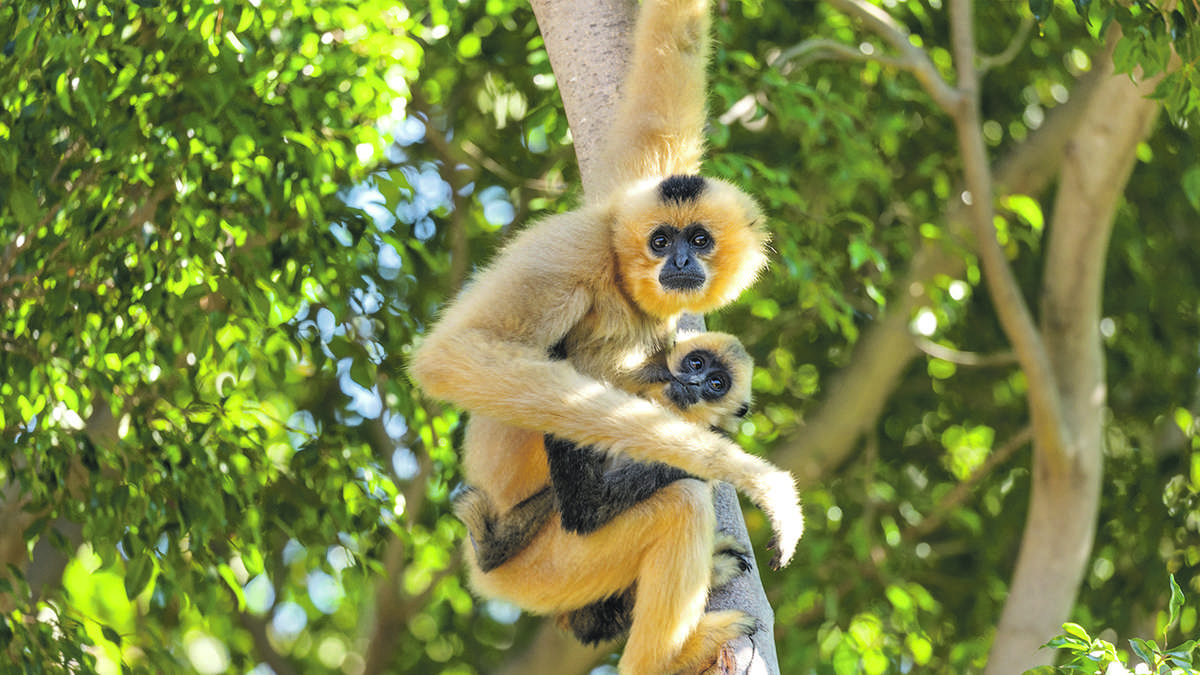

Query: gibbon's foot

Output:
[451, 486, 494, 551]
[664, 610, 757, 675]
[453, 485, 556, 573]
[710, 532, 752, 588]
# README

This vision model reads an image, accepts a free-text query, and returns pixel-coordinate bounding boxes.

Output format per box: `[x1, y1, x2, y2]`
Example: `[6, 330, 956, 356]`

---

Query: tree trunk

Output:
[984, 38, 1164, 675]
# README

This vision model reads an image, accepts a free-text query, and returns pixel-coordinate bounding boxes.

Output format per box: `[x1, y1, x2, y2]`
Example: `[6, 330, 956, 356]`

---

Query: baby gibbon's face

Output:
[663, 332, 753, 432]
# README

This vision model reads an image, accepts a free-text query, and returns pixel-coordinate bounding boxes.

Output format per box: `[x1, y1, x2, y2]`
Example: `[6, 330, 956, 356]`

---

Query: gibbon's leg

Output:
[559, 530, 753, 646]
[545, 434, 692, 534]
[452, 485, 555, 573]
[557, 586, 636, 646]
[466, 479, 752, 675]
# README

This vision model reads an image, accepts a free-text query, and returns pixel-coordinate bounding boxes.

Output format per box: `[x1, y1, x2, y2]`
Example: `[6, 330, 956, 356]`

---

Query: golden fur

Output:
[409, 0, 802, 672]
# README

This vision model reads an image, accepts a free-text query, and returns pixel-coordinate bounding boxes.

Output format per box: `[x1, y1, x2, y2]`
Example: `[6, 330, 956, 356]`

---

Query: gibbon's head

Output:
[612, 175, 769, 319]
[663, 331, 753, 433]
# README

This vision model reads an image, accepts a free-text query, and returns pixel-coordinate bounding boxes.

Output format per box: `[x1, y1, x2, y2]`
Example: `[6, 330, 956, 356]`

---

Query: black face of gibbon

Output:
[649, 223, 713, 291]
[650, 175, 713, 292]
[667, 348, 733, 408]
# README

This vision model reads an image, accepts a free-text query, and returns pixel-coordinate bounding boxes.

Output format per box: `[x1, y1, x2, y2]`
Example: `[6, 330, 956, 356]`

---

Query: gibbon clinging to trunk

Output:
[408, 0, 803, 672]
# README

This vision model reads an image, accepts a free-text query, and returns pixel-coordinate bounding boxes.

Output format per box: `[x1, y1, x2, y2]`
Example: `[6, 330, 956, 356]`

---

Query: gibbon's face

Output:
[665, 333, 753, 424]
[613, 175, 769, 319]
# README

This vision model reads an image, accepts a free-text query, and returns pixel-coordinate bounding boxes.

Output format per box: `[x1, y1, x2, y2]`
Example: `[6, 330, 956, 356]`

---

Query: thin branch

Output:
[914, 336, 1017, 367]
[460, 140, 567, 194]
[947, 0, 1068, 466]
[906, 425, 1033, 542]
[824, 0, 963, 112]
[773, 37, 909, 70]
[979, 15, 1036, 75]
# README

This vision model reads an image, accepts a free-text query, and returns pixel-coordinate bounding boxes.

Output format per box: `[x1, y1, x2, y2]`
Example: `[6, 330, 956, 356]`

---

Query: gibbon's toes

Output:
[711, 535, 752, 587]
[734, 612, 758, 636]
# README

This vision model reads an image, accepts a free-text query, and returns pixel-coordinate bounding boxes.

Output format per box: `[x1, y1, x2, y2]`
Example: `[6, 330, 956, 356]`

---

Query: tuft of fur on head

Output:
[611, 176, 769, 319]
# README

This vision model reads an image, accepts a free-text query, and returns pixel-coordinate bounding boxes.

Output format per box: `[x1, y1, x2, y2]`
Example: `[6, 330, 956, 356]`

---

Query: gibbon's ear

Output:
[612, 176, 769, 318]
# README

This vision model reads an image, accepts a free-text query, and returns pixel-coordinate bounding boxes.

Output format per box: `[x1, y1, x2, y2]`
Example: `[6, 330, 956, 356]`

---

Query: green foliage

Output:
[1, 0, 1199, 673]
[1028, 577, 1199, 675]
[1032, 0, 1200, 123]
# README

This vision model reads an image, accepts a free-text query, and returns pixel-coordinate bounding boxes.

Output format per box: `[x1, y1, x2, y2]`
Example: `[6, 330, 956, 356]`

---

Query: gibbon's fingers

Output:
[752, 469, 804, 570]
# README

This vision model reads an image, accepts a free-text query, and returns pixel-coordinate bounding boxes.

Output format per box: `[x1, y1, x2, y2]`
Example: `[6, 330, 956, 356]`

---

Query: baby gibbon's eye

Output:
[705, 373, 729, 393]
[688, 229, 710, 249]
[685, 354, 705, 371]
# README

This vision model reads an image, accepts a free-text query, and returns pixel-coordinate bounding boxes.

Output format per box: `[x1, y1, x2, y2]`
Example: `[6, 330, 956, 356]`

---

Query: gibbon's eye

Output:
[649, 226, 675, 254]
[688, 228, 710, 250]
[685, 354, 705, 372]
[705, 373, 729, 394]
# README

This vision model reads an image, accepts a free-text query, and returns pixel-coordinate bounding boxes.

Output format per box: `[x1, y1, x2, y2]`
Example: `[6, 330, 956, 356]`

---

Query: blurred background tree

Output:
[1, 0, 1198, 674]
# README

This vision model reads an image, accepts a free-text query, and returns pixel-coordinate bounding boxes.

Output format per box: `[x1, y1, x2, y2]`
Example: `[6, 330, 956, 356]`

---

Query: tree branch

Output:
[905, 426, 1033, 542]
[773, 38, 909, 70]
[823, 0, 963, 112]
[776, 3, 1114, 486]
[978, 15, 1036, 75]
[947, 0, 1068, 468]
[914, 336, 1017, 368]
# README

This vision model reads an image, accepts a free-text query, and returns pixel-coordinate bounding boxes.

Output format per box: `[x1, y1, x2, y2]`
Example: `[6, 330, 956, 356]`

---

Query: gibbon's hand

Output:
[756, 469, 803, 570]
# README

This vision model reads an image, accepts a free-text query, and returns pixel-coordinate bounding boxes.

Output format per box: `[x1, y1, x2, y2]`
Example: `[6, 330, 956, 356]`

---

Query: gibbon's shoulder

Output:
[476, 206, 615, 285]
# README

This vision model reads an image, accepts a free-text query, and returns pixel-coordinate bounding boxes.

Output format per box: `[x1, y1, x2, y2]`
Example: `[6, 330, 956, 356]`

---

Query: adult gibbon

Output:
[457, 332, 758, 646]
[409, 0, 803, 671]
[455, 331, 755, 573]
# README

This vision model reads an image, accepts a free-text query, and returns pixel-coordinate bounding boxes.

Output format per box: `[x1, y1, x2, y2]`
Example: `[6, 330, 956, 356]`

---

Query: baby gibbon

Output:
[409, 0, 803, 671]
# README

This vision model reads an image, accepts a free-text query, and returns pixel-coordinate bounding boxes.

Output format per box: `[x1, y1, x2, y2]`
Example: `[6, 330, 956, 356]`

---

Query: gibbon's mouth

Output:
[659, 271, 705, 291]
[667, 380, 701, 409]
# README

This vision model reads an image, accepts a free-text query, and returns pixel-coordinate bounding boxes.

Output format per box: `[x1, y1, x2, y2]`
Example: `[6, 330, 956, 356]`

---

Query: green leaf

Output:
[1168, 574, 1185, 632]
[100, 625, 123, 646]
[124, 554, 153, 599]
[1029, 0, 1053, 21]
[1182, 166, 1200, 213]
[1130, 637, 1158, 664]
[9, 180, 38, 226]
[1063, 623, 1091, 641]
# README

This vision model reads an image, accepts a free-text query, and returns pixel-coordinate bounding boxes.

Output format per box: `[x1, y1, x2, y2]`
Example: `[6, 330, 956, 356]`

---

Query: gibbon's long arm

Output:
[412, 296, 800, 567]
[592, 0, 712, 197]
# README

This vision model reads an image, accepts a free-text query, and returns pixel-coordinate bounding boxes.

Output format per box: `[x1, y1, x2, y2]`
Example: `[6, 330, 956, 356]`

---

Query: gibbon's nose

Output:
[673, 247, 690, 269]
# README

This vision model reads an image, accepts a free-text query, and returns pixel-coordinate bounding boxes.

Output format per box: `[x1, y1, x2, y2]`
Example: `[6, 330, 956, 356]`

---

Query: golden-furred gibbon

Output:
[408, 0, 803, 672]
